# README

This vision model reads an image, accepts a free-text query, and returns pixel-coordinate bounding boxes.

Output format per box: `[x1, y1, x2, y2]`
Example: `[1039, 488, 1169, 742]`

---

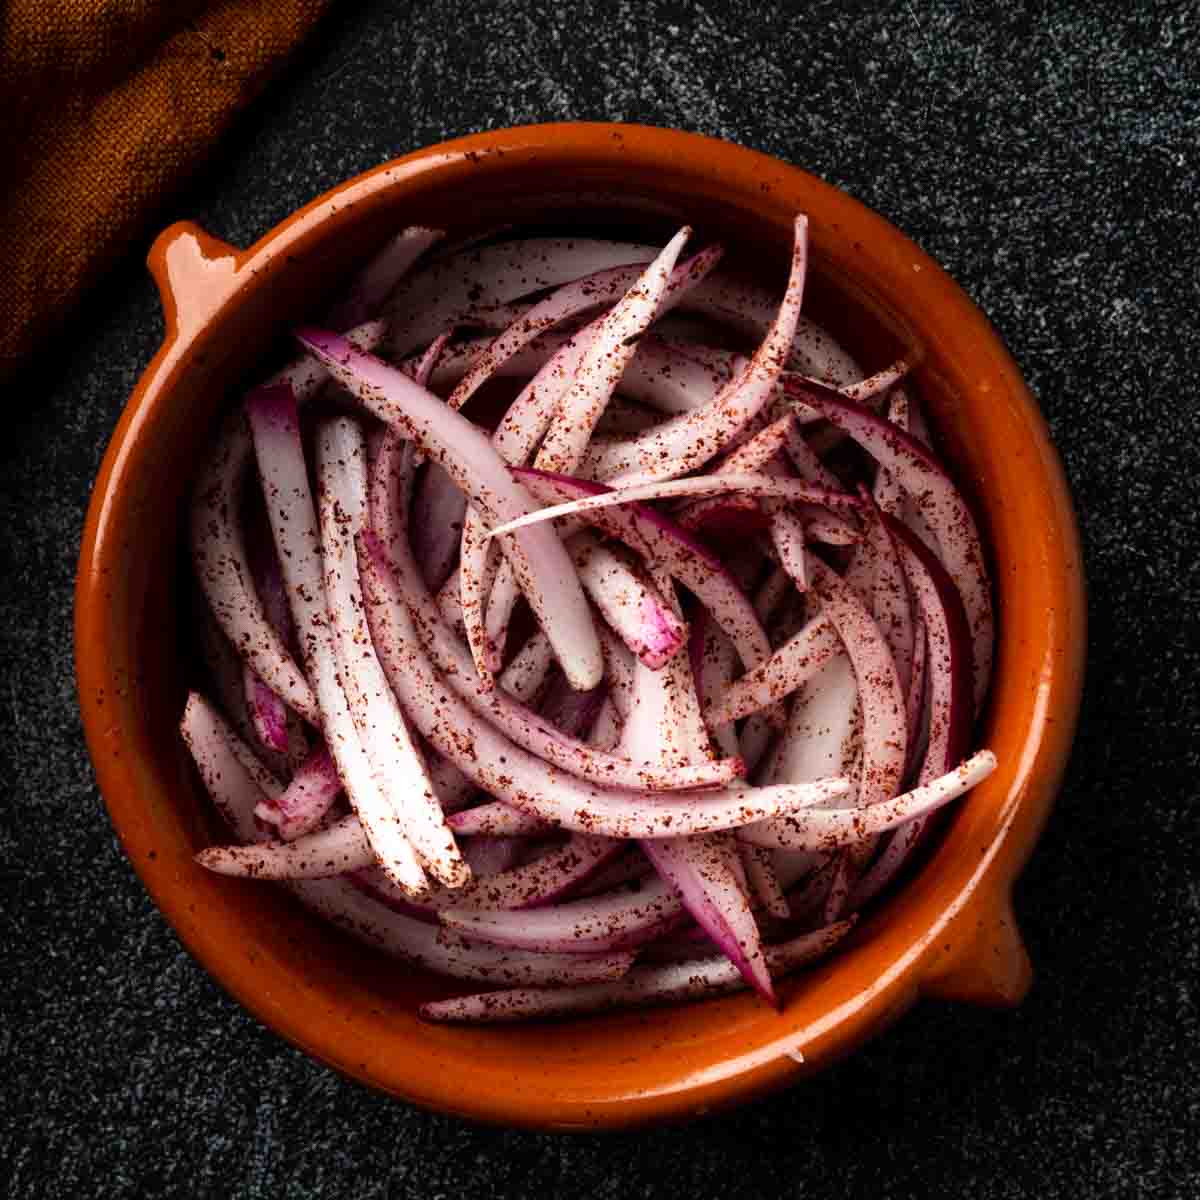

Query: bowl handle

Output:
[147, 221, 242, 348]
[918, 888, 1032, 1007]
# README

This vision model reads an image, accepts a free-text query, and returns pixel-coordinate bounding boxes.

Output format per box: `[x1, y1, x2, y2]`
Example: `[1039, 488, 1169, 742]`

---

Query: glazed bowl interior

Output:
[77, 125, 1084, 1130]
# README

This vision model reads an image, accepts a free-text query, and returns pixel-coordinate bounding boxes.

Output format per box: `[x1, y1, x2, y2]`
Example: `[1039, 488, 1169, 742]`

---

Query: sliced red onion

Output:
[754, 646, 860, 802]
[490, 332, 592, 470]
[475, 241, 720, 664]
[738, 749, 995, 851]
[447, 803, 552, 838]
[904, 616, 929, 776]
[426, 752, 477, 813]
[448, 243, 720, 415]
[586, 696, 624, 752]
[484, 472, 859, 542]
[781, 379, 993, 712]
[240, 519, 298, 755]
[439, 873, 685, 954]
[684, 269, 861, 385]
[532, 227, 692, 473]
[672, 414, 792, 534]
[568, 849, 655, 899]
[315, 416, 467, 888]
[190, 409, 319, 724]
[458, 499, 503, 684]
[387, 327, 469, 582]
[783, 419, 847, 492]
[753, 565, 793, 625]
[416, 328, 732, 420]
[418, 920, 856, 1022]
[597, 623, 637, 721]
[768, 504, 809, 592]
[297, 329, 604, 691]
[293, 876, 635, 988]
[781, 356, 913, 418]
[689, 610, 742, 759]
[536, 668, 608, 741]
[187, 689, 631, 986]
[594, 396, 671, 437]
[498, 629, 555, 704]
[511, 469, 776, 687]
[711, 614, 840, 726]
[181, 692, 278, 843]
[848, 516, 975, 907]
[778, 855, 841, 927]
[619, 628, 712, 769]
[253, 745, 341, 839]
[382, 237, 660, 357]
[615, 623, 771, 999]
[643, 834, 775, 1004]
[244, 670, 291, 756]
[360, 532, 851, 837]
[579, 217, 809, 486]
[572, 535, 687, 670]
[444, 266, 636, 409]
[190, 227, 441, 723]
[468, 332, 594, 667]
[457, 836, 522, 879]
[740, 844, 792, 919]
[806, 557, 908, 810]
[373, 528, 738, 790]
[362, 833, 622, 914]
[325, 226, 444, 332]
[246, 384, 427, 896]
[196, 814, 372, 880]
[433, 566, 465, 632]
[860, 486, 916, 699]
[197, 605, 291, 781]
[713, 413, 795, 475]
[411, 464, 467, 592]
[787, 552, 908, 912]
[873, 385, 911, 519]
[368, 426, 420, 577]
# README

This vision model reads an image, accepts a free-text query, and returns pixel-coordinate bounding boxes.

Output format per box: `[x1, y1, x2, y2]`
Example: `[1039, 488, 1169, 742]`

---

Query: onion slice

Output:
[359, 532, 851, 838]
[297, 329, 604, 691]
[418, 921, 856, 1022]
[781, 379, 993, 712]
[246, 384, 427, 895]
[382, 237, 659, 357]
[737, 750, 996, 851]
[438, 873, 685, 953]
[196, 814, 371, 880]
[186, 690, 632, 986]
[580, 217, 809, 486]
[714, 615, 840, 727]
[643, 834, 775, 1004]
[370, 528, 740, 791]
[513, 469, 776, 688]
[532, 228, 693, 473]
[315, 416, 467, 888]
[254, 745, 341, 840]
[484, 472, 859, 542]
[848, 516, 976, 907]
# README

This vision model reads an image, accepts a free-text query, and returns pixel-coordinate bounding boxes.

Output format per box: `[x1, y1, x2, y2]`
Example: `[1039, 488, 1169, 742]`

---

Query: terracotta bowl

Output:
[76, 123, 1085, 1130]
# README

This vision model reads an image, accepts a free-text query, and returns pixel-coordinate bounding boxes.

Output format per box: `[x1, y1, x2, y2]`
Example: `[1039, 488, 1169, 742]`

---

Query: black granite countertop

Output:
[3, 2, 1198, 1196]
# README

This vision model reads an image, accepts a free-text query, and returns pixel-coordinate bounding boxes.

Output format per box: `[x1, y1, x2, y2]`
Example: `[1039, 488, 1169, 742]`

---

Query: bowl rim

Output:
[75, 121, 1086, 1130]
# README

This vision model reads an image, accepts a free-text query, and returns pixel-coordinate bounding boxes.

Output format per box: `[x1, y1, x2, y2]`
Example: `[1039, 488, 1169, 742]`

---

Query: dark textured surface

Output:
[3, 1, 1198, 1196]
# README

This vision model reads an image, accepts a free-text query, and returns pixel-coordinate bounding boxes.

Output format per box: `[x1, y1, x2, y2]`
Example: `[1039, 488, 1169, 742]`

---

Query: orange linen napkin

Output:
[1, 0, 332, 381]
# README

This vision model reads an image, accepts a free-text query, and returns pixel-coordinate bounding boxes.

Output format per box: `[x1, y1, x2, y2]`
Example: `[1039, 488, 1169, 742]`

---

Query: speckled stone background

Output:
[3, 1, 1198, 1196]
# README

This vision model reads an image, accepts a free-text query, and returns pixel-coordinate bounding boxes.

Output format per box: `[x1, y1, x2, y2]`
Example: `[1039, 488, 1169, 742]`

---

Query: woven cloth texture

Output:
[0, 0, 329, 380]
